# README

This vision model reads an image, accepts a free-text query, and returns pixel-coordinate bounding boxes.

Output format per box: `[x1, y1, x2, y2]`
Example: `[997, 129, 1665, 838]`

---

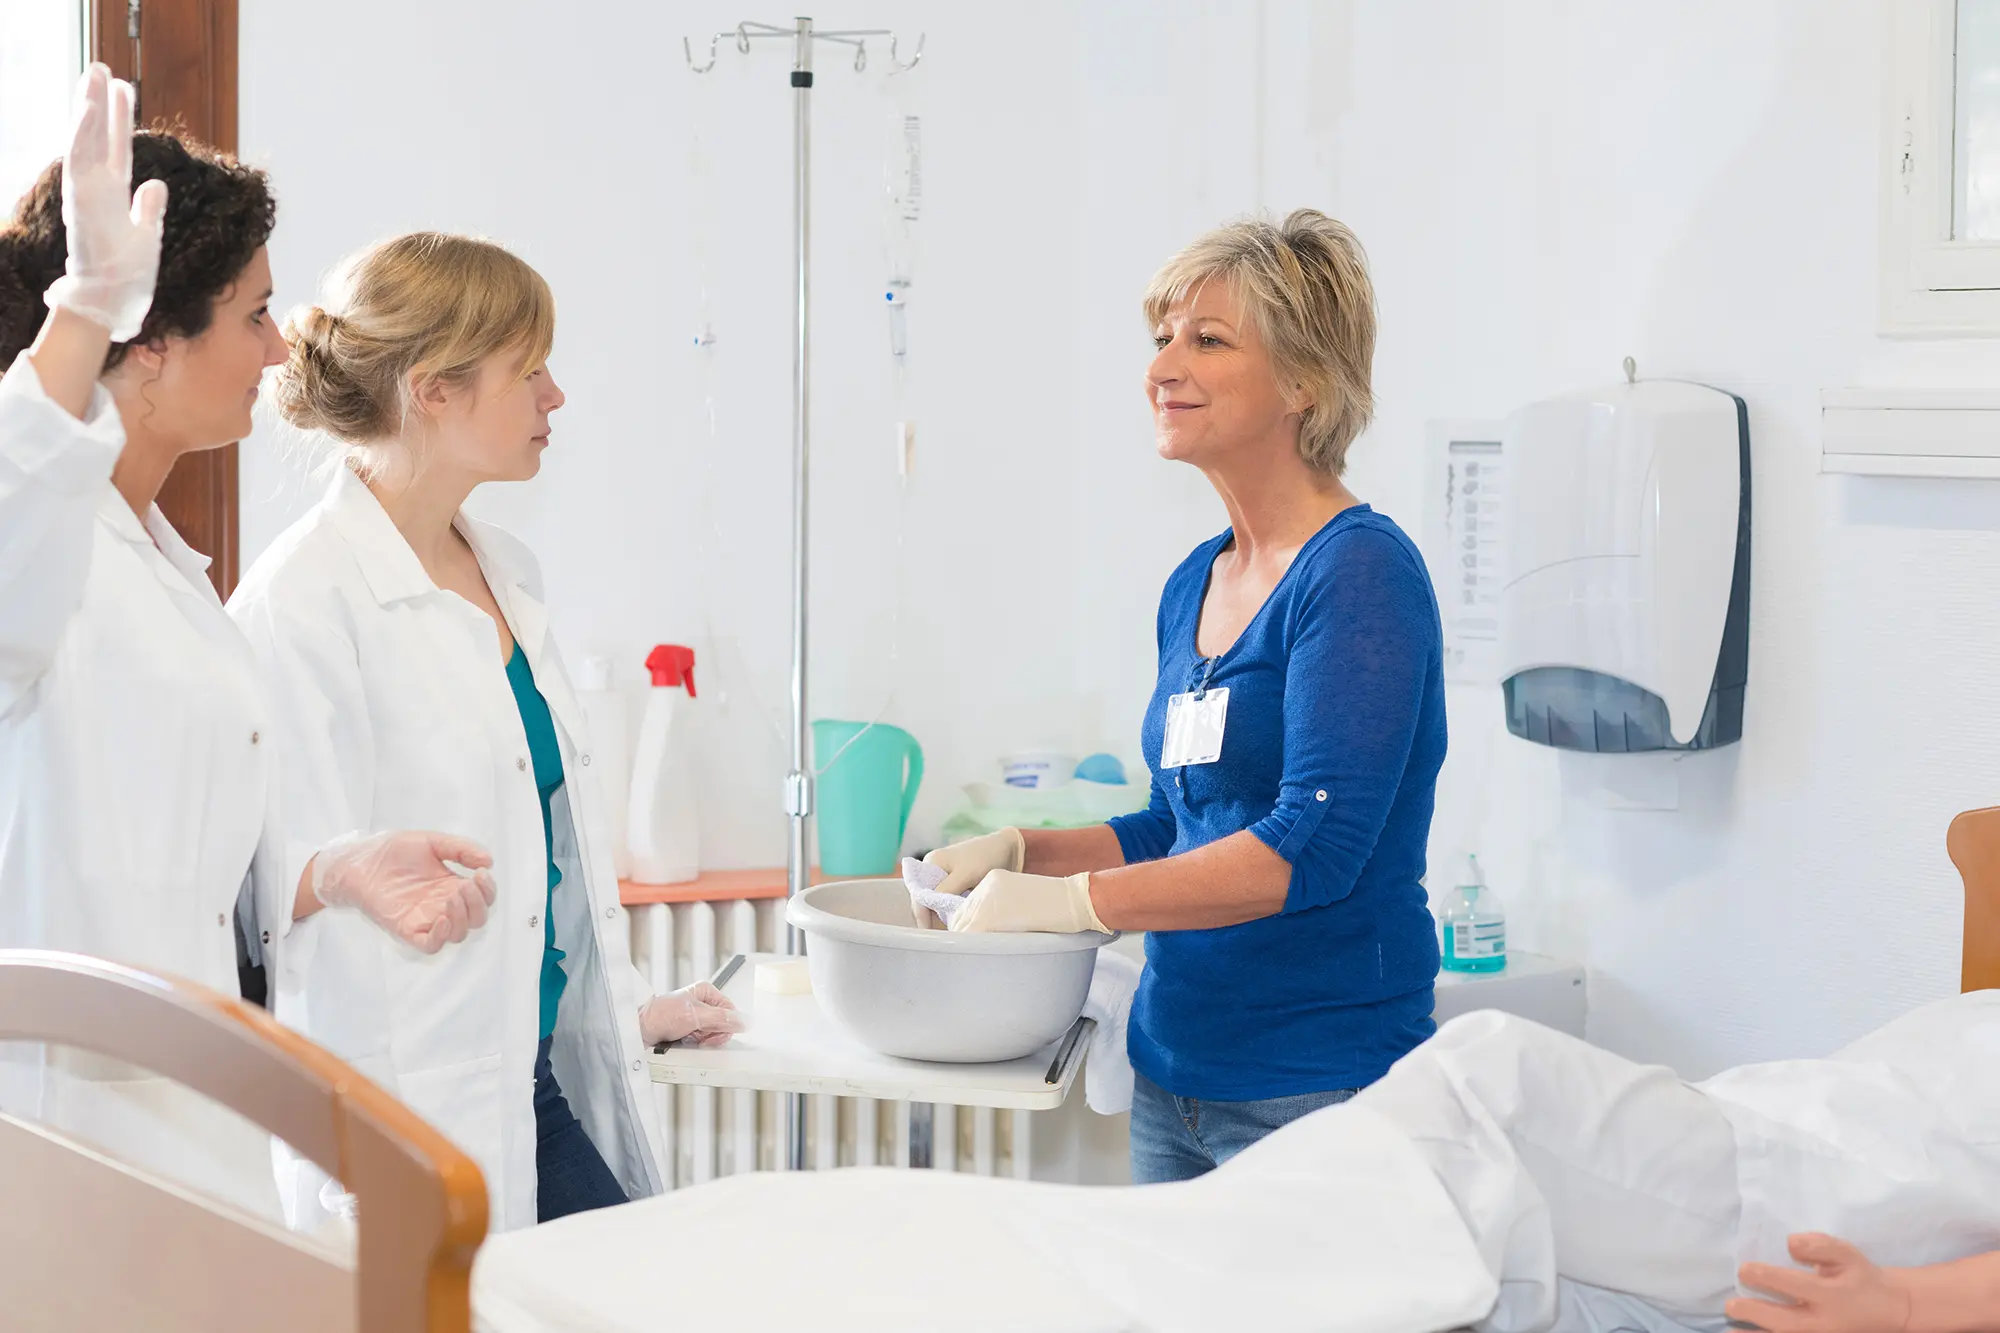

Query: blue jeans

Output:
[534, 1036, 628, 1223]
[1129, 1070, 1358, 1184]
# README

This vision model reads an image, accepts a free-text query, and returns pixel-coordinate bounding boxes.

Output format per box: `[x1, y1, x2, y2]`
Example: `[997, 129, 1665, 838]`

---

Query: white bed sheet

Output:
[473, 1103, 1499, 1333]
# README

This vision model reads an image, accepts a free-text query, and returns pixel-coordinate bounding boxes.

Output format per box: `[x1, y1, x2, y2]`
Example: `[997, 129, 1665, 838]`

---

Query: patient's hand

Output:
[1727, 1233, 1912, 1333]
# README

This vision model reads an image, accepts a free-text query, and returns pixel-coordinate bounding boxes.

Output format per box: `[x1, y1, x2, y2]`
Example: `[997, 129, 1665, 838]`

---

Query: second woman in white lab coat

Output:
[231, 232, 741, 1231]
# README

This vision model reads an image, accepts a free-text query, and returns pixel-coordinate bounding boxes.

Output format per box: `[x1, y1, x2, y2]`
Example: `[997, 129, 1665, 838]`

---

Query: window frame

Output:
[1883, 0, 2000, 335]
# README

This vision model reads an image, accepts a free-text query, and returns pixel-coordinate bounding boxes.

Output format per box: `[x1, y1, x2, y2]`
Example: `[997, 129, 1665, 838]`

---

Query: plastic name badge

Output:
[1162, 687, 1229, 768]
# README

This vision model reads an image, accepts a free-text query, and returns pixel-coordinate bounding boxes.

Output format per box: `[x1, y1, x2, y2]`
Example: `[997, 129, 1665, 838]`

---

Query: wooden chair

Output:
[0, 950, 485, 1333]
[1946, 806, 2000, 992]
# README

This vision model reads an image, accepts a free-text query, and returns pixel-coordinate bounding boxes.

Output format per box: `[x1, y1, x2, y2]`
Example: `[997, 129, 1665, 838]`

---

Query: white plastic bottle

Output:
[626, 644, 700, 885]
[574, 656, 634, 879]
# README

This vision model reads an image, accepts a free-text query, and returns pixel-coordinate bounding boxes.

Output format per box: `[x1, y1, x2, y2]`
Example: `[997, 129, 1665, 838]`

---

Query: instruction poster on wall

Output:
[1423, 421, 1508, 686]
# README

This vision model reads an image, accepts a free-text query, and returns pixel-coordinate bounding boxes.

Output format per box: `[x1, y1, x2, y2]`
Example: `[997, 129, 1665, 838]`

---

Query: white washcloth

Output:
[900, 857, 962, 927]
[1081, 947, 1141, 1115]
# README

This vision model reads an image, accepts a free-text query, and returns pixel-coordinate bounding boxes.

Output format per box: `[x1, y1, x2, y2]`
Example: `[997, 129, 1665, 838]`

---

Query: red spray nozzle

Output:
[644, 644, 697, 697]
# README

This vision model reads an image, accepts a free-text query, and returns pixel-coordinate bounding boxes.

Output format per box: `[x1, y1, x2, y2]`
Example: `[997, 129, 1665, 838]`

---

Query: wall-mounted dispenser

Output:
[1498, 363, 1750, 752]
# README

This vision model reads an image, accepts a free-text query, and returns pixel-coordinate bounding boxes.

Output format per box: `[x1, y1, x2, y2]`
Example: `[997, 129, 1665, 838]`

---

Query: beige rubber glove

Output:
[920, 827, 1025, 897]
[948, 869, 1110, 935]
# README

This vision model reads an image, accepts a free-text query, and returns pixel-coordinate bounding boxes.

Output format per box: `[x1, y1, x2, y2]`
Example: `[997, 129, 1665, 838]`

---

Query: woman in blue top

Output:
[926, 210, 1446, 1182]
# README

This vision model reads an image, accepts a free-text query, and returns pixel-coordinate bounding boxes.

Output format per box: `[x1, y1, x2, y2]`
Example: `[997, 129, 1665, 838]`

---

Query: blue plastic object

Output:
[1073, 753, 1127, 785]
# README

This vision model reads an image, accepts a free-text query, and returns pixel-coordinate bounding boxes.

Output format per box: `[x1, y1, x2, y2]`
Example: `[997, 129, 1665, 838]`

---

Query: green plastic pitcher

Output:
[813, 720, 925, 877]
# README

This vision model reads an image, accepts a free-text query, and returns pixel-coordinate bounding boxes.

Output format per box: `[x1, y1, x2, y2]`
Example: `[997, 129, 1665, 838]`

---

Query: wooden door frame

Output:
[92, 0, 242, 598]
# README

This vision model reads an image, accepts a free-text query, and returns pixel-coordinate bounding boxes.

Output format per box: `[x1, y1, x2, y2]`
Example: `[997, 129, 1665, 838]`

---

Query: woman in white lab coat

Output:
[0, 69, 497, 1217]
[230, 231, 741, 1231]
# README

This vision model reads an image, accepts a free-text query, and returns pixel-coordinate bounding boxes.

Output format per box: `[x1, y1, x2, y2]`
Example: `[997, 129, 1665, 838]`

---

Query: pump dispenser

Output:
[1439, 854, 1506, 974]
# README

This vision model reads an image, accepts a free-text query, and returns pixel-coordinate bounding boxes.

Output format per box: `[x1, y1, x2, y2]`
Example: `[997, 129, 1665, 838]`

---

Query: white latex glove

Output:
[1727, 1235, 1915, 1333]
[920, 826, 1025, 897]
[949, 869, 1110, 935]
[640, 982, 745, 1049]
[43, 64, 168, 341]
[311, 830, 497, 954]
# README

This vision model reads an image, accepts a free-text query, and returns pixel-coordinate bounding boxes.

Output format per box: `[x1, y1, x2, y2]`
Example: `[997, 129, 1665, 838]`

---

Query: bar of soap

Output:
[755, 959, 812, 995]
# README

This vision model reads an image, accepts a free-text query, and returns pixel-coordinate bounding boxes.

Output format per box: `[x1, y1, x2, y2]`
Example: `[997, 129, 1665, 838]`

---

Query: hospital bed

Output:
[7, 808, 1999, 1333]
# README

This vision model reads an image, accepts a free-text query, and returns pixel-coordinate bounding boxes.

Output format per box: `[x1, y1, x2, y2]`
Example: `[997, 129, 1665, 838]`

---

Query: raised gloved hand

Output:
[948, 869, 1111, 935]
[44, 64, 168, 341]
[1727, 1235, 1914, 1333]
[920, 827, 1025, 897]
[311, 831, 497, 954]
[640, 982, 745, 1048]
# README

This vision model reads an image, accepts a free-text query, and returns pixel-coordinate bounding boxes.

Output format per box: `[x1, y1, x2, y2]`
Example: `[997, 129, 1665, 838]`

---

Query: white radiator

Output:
[627, 897, 1035, 1187]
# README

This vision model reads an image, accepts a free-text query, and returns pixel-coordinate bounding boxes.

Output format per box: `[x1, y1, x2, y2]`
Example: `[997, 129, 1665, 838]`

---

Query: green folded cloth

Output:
[938, 778, 1151, 846]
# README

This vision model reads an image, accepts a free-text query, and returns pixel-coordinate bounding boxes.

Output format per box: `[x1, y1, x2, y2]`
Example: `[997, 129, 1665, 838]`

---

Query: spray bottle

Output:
[626, 644, 700, 885]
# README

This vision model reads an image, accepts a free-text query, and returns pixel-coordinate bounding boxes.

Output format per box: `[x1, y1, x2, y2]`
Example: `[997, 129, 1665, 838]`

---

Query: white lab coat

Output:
[230, 465, 666, 1232]
[0, 352, 281, 1217]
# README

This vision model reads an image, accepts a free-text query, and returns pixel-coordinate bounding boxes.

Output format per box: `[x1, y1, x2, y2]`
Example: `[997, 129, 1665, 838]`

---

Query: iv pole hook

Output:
[684, 33, 720, 72]
[889, 33, 925, 72]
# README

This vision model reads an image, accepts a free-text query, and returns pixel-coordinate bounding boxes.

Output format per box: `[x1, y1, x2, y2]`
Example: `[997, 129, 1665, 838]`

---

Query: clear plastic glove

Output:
[920, 826, 1025, 897]
[949, 869, 1110, 935]
[44, 64, 168, 341]
[311, 830, 497, 954]
[1727, 1235, 1914, 1333]
[640, 982, 745, 1048]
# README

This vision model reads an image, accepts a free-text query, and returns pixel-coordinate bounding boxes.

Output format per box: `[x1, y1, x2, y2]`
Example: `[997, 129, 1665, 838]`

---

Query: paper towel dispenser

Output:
[1498, 377, 1750, 752]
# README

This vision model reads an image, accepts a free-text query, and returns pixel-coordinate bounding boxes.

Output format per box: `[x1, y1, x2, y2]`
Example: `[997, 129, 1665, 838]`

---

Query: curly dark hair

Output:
[0, 129, 276, 368]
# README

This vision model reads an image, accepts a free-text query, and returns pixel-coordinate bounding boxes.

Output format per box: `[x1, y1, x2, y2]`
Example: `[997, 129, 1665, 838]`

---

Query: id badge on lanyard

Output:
[1163, 654, 1229, 769]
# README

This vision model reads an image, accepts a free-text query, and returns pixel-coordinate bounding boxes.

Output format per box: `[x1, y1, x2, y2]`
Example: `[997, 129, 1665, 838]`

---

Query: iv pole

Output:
[685, 18, 924, 1174]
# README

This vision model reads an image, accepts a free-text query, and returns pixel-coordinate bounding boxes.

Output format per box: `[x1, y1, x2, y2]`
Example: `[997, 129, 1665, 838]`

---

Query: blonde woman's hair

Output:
[1142, 209, 1377, 476]
[274, 232, 554, 466]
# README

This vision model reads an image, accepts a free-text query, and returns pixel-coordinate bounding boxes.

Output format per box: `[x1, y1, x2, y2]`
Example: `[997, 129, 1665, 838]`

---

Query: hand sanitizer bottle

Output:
[1440, 853, 1506, 973]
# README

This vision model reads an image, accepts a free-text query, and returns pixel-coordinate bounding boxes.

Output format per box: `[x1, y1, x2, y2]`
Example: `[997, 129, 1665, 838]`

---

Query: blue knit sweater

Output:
[1107, 506, 1447, 1100]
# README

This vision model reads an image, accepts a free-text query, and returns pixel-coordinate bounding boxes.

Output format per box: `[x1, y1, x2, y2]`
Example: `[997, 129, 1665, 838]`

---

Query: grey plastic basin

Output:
[785, 878, 1113, 1064]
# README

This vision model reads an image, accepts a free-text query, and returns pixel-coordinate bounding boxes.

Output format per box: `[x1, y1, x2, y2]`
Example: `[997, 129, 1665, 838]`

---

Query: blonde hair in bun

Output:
[273, 231, 554, 472]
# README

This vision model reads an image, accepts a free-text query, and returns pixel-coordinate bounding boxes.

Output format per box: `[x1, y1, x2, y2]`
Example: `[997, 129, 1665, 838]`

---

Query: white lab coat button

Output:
[250, 730, 261, 745]
[261, 931, 271, 945]
[631, 1058, 641, 1071]
[528, 914, 540, 929]
[216, 913, 226, 926]
[604, 908, 616, 920]
[1315, 789, 1327, 801]
[580, 753, 592, 766]
[516, 756, 528, 772]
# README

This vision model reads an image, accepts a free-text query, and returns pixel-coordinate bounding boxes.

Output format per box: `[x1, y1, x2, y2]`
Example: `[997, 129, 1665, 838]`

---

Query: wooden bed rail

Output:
[1946, 807, 2000, 993]
[0, 950, 484, 1332]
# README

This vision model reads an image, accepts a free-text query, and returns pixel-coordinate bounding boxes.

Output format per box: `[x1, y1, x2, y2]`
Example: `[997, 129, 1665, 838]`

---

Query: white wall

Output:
[240, 0, 2000, 1077]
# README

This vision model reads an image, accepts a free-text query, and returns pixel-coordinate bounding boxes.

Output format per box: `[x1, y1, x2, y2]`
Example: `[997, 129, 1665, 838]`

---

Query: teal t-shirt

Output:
[506, 644, 568, 1041]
